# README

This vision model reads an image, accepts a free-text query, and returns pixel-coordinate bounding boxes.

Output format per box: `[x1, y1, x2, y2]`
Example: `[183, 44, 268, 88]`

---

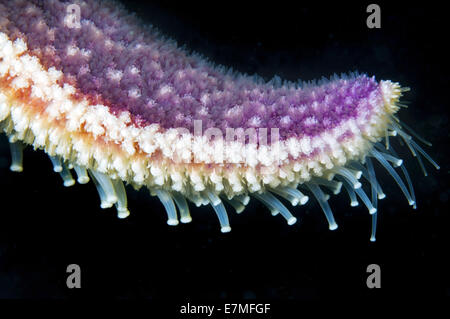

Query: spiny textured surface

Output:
[0, 0, 403, 198]
[2, 0, 430, 237]
[1, 0, 382, 139]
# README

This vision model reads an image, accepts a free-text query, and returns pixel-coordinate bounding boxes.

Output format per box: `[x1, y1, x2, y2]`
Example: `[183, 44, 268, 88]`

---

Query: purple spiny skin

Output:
[0, 0, 382, 140]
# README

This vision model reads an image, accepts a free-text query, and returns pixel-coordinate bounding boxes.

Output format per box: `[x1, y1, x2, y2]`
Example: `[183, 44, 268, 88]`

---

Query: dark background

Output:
[0, 0, 448, 307]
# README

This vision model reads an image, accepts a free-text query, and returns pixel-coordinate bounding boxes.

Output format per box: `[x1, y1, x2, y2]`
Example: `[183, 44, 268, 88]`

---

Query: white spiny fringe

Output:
[385, 144, 416, 208]
[210, 200, 231, 233]
[306, 183, 338, 230]
[342, 180, 359, 207]
[349, 161, 385, 199]
[253, 192, 297, 225]
[59, 162, 75, 187]
[172, 192, 192, 223]
[5, 118, 439, 241]
[311, 177, 343, 195]
[206, 190, 222, 206]
[370, 213, 378, 242]
[49, 155, 63, 172]
[234, 194, 250, 205]
[112, 178, 130, 219]
[332, 167, 362, 189]
[8, 140, 23, 172]
[155, 189, 179, 226]
[73, 164, 90, 184]
[89, 170, 118, 205]
[89, 170, 114, 209]
[222, 196, 245, 214]
[370, 148, 415, 206]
